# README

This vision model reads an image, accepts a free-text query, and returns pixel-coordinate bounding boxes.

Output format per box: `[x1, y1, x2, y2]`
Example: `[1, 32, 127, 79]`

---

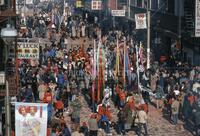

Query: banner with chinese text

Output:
[15, 102, 48, 136]
[195, 0, 200, 37]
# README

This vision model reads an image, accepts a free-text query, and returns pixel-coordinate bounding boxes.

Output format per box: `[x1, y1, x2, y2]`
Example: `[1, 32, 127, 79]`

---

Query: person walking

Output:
[88, 113, 98, 136]
[117, 107, 126, 135]
[70, 95, 82, 131]
[137, 107, 148, 136]
[171, 97, 180, 125]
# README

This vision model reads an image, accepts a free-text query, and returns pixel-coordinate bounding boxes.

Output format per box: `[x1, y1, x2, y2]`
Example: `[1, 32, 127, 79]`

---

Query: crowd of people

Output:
[6, 1, 200, 136]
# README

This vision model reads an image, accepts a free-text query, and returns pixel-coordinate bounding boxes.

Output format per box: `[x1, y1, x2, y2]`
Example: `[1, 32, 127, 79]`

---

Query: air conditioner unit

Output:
[0, 0, 4, 5]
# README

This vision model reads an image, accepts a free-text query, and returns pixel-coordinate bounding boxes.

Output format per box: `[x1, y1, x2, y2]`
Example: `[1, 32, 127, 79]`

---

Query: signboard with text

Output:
[135, 13, 147, 29]
[195, 0, 200, 37]
[111, 10, 125, 16]
[76, 1, 83, 8]
[17, 42, 39, 59]
[91, 1, 102, 10]
[26, 0, 33, 4]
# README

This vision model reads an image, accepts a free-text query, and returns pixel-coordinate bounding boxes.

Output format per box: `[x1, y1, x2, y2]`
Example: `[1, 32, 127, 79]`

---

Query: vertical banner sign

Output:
[195, 0, 200, 37]
[91, 1, 102, 10]
[17, 42, 39, 59]
[135, 13, 147, 29]
[15, 102, 48, 136]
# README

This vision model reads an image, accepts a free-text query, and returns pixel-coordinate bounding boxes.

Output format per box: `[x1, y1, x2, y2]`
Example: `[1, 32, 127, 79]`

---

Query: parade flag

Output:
[97, 41, 105, 102]
[93, 40, 97, 78]
[115, 38, 120, 80]
[124, 42, 131, 85]
[135, 13, 147, 29]
[123, 38, 126, 87]
[15, 102, 48, 136]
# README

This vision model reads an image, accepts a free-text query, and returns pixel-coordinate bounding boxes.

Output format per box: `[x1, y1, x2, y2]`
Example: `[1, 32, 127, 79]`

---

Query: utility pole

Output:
[178, 0, 182, 46]
[5, 81, 11, 136]
[128, 0, 130, 19]
[147, 0, 151, 69]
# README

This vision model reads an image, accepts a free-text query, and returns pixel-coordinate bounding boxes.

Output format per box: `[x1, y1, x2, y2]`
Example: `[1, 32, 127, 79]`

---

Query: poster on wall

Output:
[15, 102, 48, 136]
[195, 0, 200, 37]
[135, 13, 147, 29]
[17, 42, 39, 59]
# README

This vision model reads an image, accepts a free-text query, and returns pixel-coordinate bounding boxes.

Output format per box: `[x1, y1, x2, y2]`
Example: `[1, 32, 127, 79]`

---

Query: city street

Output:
[0, 0, 199, 136]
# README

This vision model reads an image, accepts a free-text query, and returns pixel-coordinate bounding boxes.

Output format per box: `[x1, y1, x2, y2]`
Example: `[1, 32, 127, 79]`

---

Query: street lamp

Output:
[1, 23, 17, 136]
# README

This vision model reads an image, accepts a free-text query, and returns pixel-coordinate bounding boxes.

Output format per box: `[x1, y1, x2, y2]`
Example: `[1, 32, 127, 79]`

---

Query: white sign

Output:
[17, 42, 39, 59]
[111, 10, 125, 17]
[135, 13, 147, 29]
[15, 102, 48, 136]
[195, 0, 200, 37]
[91, 1, 102, 10]
[26, 0, 33, 4]
[0, 72, 5, 85]
[0, 0, 4, 5]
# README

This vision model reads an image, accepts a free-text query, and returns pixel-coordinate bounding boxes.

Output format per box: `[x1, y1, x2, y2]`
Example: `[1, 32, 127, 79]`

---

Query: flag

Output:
[97, 41, 105, 102]
[115, 38, 120, 81]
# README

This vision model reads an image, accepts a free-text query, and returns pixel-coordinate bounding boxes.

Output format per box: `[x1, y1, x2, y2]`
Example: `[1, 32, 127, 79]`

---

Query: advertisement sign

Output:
[135, 13, 147, 29]
[15, 102, 48, 136]
[195, 0, 200, 37]
[17, 42, 39, 59]
[111, 10, 125, 16]
[91, 1, 102, 10]
[76, 1, 83, 8]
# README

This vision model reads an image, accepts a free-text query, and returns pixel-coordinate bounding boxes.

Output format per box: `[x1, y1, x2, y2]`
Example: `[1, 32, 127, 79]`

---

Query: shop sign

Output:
[17, 42, 39, 59]
[111, 10, 125, 17]
[91, 1, 102, 10]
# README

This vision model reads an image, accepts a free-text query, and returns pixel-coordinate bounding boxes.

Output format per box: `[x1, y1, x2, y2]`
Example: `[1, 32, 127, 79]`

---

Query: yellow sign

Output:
[76, 1, 83, 8]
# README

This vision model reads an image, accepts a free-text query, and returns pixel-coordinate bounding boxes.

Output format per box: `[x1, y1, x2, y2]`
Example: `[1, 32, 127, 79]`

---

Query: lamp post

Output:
[1, 24, 17, 136]
[147, 0, 151, 69]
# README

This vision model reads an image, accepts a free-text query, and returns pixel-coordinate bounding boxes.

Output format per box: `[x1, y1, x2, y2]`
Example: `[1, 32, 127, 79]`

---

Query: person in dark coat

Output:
[117, 107, 127, 135]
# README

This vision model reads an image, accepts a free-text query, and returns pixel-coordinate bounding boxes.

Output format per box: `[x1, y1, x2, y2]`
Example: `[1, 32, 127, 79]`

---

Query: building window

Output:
[137, 0, 143, 7]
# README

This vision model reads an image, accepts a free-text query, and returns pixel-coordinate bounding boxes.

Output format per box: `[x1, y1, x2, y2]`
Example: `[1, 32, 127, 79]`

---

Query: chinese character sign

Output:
[76, 1, 83, 8]
[135, 13, 147, 29]
[195, 0, 200, 37]
[15, 103, 48, 136]
[91, 1, 102, 10]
